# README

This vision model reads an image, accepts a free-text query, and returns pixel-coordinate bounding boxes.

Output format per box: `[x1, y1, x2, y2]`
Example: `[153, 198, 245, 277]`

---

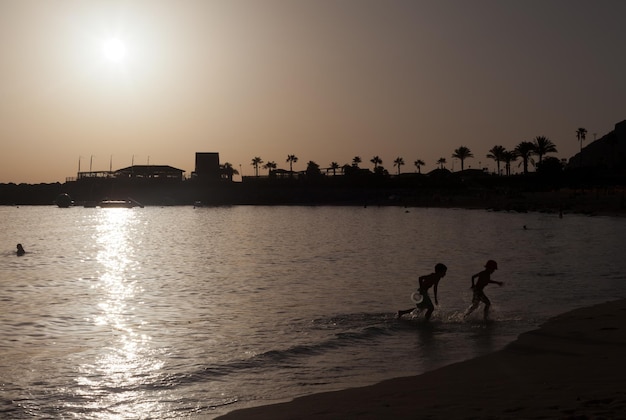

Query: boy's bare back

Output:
[472, 270, 491, 291]
[419, 272, 440, 290]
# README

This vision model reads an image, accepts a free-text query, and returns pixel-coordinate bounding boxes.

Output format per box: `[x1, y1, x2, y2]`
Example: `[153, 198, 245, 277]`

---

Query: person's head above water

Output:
[16, 244, 25, 255]
[434, 263, 447, 274]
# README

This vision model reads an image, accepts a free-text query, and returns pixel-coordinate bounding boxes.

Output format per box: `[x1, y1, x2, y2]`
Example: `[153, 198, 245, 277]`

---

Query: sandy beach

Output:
[217, 299, 626, 419]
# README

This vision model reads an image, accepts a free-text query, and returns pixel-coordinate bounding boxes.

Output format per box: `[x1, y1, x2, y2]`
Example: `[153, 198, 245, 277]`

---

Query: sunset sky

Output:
[1, 0, 625, 184]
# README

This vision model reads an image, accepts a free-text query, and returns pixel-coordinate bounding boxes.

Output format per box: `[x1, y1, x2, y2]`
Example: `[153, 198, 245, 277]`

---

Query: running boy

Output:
[464, 260, 503, 320]
[398, 263, 447, 321]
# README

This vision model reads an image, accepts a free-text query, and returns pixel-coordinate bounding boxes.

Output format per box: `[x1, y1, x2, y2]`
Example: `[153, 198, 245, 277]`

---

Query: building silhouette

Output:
[192, 152, 221, 181]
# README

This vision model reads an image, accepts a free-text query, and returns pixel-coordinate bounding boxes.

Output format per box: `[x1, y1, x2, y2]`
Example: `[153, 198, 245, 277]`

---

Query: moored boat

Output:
[94, 198, 144, 208]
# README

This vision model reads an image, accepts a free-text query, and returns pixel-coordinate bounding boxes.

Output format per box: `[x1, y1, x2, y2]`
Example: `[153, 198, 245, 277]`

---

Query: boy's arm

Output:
[470, 273, 478, 288]
[433, 282, 439, 305]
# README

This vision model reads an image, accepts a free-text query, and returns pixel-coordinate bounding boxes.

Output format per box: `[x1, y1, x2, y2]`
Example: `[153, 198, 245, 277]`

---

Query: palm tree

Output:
[452, 146, 473, 171]
[251, 157, 263, 177]
[437, 157, 447, 170]
[306, 160, 321, 177]
[370, 156, 382, 170]
[221, 162, 239, 181]
[352, 156, 362, 168]
[515, 141, 535, 174]
[263, 161, 277, 175]
[533, 136, 557, 164]
[286, 154, 298, 174]
[329, 162, 340, 176]
[576, 127, 587, 167]
[502, 151, 517, 176]
[487, 145, 506, 175]
[413, 159, 425, 174]
[393, 157, 405, 175]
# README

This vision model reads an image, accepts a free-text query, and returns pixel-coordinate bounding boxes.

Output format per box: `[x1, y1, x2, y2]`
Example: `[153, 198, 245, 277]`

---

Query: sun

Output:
[101, 38, 127, 62]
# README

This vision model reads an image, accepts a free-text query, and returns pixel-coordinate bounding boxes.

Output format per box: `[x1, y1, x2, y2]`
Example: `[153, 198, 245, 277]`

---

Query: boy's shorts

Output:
[416, 292, 434, 310]
[472, 290, 491, 305]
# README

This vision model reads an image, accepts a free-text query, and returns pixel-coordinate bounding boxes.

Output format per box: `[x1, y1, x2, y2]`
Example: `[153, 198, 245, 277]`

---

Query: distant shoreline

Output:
[420, 188, 626, 218]
[1, 181, 625, 217]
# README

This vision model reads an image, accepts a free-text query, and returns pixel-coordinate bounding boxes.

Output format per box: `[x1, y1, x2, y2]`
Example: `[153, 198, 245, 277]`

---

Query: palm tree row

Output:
[236, 134, 564, 178]
[486, 136, 558, 175]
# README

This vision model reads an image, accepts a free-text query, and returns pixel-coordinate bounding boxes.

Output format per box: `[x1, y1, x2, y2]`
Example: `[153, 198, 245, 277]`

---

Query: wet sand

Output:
[217, 299, 626, 419]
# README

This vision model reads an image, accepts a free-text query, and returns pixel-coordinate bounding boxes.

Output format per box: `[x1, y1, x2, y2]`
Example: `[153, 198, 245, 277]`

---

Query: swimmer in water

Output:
[16, 243, 25, 256]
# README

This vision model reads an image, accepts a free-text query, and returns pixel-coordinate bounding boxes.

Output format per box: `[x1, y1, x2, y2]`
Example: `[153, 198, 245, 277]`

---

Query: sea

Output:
[1, 205, 625, 419]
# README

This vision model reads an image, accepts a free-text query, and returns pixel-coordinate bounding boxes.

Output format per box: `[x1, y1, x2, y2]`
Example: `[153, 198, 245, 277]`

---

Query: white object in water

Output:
[411, 291, 423, 304]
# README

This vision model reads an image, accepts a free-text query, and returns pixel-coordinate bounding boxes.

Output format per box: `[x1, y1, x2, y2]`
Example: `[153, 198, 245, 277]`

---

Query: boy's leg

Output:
[397, 308, 414, 318]
[423, 302, 435, 321]
[424, 307, 434, 321]
[482, 295, 492, 320]
[464, 296, 479, 318]
[465, 302, 477, 315]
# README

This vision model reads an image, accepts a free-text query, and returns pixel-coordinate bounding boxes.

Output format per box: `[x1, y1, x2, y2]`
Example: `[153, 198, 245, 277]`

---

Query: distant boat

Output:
[91, 198, 144, 208]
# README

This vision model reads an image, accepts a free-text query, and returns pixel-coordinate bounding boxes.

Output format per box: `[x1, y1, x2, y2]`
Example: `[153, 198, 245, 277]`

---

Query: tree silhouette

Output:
[306, 161, 321, 177]
[502, 151, 517, 176]
[437, 157, 447, 170]
[221, 162, 239, 181]
[576, 127, 587, 167]
[251, 157, 263, 177]
[373, 165, 388, 176]
[393, 157, 405, 175]
[286, 154, 298, 174]
[536, 156, 564, 178]
[533, 136, 557, 164]
[487, 145, 506, 175]
[329, 162, 340, 176]
[414, 159, 425, 174]
[370, 156, 382, 170]
[263, 161, 277, 175]
[352, 156, 362, 168]
[515, 141, 535, 174]
[452, 146, 473, 171]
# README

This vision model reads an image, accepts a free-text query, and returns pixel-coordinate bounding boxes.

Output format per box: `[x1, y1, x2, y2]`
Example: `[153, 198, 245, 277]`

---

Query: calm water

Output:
[1, 205, 625, 419]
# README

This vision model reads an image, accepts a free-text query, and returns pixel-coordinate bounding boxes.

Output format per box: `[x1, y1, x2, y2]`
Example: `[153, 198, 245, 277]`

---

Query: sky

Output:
[1, 0, 625, 184]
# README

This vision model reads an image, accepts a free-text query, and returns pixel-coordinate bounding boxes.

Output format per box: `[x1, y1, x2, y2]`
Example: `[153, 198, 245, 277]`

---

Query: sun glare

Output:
[102, 38, 127, 62]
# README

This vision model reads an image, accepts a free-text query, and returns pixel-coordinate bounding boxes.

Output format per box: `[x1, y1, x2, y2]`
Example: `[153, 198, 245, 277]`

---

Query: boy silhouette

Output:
[398, 263, 447, 321]
[464, 260, 503, 320]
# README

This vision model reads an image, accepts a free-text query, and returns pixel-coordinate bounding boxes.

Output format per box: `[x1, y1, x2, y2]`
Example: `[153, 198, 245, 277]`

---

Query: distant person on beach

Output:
[398, 263, 447, 321]
[16, 243, 25, 256]
[464, 260, 503, 320]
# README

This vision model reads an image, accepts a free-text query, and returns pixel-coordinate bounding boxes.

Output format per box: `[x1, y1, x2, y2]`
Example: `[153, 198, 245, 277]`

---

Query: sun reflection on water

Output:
[76, 209, 166, 418]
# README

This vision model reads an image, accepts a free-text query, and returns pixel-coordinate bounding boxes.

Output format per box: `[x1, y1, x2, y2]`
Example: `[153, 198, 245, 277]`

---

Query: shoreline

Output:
[216, 299, 626, 419]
